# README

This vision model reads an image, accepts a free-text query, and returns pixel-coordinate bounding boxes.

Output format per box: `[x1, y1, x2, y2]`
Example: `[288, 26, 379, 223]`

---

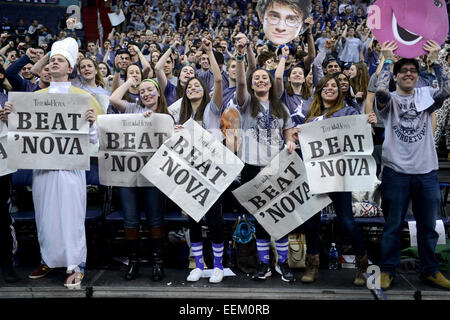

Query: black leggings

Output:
[240, 163, 272, 239]
[188, 195, 224, 244]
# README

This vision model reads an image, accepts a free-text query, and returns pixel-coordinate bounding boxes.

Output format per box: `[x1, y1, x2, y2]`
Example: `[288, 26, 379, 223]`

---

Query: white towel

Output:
[414, 87, 437, 112]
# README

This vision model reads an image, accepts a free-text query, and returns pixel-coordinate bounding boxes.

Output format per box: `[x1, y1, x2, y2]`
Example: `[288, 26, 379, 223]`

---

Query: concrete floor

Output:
[1, 264, 449, 300]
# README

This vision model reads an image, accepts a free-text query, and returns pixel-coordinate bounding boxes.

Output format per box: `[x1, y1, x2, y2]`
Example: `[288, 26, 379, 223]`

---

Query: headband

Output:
[142, 78, 160, 90]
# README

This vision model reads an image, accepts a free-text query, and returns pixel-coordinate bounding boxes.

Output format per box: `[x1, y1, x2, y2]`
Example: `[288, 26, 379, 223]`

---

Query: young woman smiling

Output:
[234, 34, 297, 283]
[72, 58, 110, 113]
[298, 74, 376, 285]
[155, 41, 196, 107]
[109, 77, 170, 282]
[336, 72, 360, 111]
[176, 37, 226, 284]
[275, 45, 313, 126]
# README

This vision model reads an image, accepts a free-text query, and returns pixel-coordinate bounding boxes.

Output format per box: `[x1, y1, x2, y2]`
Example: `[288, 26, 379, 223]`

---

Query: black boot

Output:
[151, 249, 164, 281]
[124, 228, 140, 281]
[125, 252, 140, 281]
[150, 234, 165, 282]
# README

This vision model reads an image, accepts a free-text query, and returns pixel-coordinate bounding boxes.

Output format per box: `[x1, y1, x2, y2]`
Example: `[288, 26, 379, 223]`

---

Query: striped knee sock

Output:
[191, 242, 204, 270]
[256, 239, 271, 264]
[275, 238, 289, 263]
[212, 242, 224, 270]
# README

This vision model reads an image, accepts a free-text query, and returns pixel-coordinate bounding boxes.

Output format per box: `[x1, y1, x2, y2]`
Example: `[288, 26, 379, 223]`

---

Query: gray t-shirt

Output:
[377, 89, 438, 174]
[338, 37, 363, 63]
[237, 94, 294, 166]
[315, 37, 328, 52]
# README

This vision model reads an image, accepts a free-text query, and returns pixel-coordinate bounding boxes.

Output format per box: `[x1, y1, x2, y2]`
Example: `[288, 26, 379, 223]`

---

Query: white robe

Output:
[33, 82, 97, 271]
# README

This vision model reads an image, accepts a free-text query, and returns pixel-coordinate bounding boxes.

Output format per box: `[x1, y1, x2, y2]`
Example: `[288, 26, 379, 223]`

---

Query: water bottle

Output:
[328, 243, 339, 270]
[226, 240, 235, 268]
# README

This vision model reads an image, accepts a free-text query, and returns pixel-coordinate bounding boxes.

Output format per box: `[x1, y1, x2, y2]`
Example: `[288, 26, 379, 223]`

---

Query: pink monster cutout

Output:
[369, 0, 449, 58]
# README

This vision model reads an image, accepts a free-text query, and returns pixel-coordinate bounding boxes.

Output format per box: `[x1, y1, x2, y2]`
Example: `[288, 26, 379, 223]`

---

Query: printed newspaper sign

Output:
[232, 148, 332, 240]
[7, 92, 90, 170]
[140, 119, 244, 222]
[298, 114, 377, 194]
[97, 113, 174, 187]
[0, 120, 16, 176]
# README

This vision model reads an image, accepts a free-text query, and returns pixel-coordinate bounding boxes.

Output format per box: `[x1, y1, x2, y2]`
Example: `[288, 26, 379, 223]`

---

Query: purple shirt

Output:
[222, 86, 236, 111]
[281, 90, 313, 126]
[164, 81, 178, 107]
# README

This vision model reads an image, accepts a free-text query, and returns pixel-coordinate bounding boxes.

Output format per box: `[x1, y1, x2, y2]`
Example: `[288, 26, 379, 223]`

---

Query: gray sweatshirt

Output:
[375, 61, 449, 174]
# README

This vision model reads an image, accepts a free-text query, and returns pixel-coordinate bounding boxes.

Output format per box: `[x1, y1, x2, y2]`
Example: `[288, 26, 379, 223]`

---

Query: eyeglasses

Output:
[398, 68, 418, 74]
[265, 12, 301, 28]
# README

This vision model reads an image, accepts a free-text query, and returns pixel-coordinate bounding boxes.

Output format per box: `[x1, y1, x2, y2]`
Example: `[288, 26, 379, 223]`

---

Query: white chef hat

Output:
[50, 37, 78, 68]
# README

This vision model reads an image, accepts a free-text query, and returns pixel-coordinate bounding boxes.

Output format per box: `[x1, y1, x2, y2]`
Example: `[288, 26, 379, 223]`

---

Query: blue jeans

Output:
[118, 186, 165, 229]
[304, 192, 366, 256]
[380, 167, 440, 277]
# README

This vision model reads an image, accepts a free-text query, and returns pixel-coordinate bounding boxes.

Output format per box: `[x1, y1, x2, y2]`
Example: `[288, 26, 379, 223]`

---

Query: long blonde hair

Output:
[306, 74, 345, 122]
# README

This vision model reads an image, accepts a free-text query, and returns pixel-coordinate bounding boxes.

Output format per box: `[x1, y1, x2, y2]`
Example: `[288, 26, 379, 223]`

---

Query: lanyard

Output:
[261, 104, 271, 144]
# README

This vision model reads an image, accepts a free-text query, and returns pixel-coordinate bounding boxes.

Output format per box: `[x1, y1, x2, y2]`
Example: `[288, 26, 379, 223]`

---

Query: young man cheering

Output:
[376, 40, 450, 290]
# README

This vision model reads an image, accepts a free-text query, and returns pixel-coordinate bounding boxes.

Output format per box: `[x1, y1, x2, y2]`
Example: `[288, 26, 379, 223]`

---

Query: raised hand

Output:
[66, 17, 77, 30]
[380, 41, 398, 60]
[26, 48, 38, 61]
[127, 76, 139, 87]
[201, 37, 213, 53]
[423, 40, 442, 64]
[233, 33, 248, 55]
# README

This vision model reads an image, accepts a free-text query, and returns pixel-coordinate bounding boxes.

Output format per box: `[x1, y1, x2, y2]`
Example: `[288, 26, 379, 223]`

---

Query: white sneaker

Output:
[187, 268, 204, 282]
[209, 267, 224, 283]
[64, 271, 83, 289]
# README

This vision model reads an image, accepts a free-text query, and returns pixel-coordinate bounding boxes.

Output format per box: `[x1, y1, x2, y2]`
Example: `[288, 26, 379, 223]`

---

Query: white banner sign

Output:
[0, 120, 16, 176]
[7, 92, 90, 170]
[108, 9, 126, 27]
[298, 115, 377, 194]
[97, 113, 174, 187]
[232, 148, 332, 240]
[141, 119, 244, 222]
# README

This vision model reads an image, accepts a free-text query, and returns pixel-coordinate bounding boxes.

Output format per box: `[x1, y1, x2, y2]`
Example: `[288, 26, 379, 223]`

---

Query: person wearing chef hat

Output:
[3, 37, 104, 289]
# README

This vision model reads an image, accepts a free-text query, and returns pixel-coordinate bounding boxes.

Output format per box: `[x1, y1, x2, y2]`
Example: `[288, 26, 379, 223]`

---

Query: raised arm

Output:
[375, 41, 398, 111]
[274, 45, 290, 99]
[202, 37, 222, 110]
[133, 45, 151, 78]
[5, 50, 34, 91]
[312, 44, 329, 86]
[155, 42, 179, 93]
[234, 34, 248, 107]
[341, 25, 348, 44]
[31, 48, 50, 77]
[107, 28, 115, 42]
[246, 39, 257, 75]
[0, 41, 14, 57]
[303, 17, 316, 71]
[109, 77, 138, 113]
[424, 40, 450, 110]
[111, 56, 122, 94]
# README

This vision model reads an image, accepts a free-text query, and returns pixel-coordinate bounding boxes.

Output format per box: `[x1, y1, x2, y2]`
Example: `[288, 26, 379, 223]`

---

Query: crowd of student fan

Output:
[0, 0, 449, 292]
